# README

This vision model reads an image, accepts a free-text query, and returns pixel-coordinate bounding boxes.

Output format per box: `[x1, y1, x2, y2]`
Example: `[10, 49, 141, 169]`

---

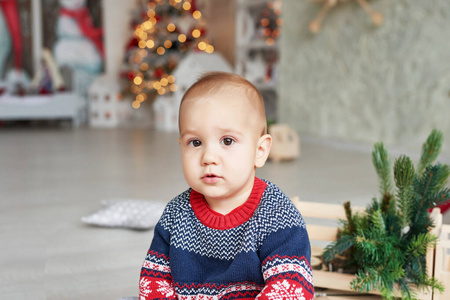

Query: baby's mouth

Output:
[201, 174, 222, 183]
[203, 174, 219, 179]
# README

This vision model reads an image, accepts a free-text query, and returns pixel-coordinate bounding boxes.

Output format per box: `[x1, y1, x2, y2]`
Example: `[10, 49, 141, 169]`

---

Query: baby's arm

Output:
[256, 225, 314, 300]
[139, 224, 177, 300]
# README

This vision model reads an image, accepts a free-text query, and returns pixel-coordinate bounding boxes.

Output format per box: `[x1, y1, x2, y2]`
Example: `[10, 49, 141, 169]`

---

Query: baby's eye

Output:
[221, 137, 235, 146]
[189, 139, 202, 147]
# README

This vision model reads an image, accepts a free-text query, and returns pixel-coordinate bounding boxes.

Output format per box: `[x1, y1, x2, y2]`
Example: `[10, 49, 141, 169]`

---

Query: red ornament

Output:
[154, 68, 164, 78]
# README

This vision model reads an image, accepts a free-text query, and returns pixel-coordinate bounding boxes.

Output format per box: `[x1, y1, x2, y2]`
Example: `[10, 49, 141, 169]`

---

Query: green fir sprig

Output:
[323, 129, 449, 299]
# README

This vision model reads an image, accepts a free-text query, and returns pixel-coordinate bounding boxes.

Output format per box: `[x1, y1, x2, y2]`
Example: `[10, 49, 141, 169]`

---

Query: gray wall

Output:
[279, 0, 450, 154]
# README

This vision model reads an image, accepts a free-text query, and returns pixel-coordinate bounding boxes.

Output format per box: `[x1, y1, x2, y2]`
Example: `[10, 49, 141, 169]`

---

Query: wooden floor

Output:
[1, 126, 448, 300]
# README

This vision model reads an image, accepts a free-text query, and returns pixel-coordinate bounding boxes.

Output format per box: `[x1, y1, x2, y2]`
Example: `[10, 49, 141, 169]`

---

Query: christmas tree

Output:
[120, 0, 214, 109]
[323, 129, 449, 299]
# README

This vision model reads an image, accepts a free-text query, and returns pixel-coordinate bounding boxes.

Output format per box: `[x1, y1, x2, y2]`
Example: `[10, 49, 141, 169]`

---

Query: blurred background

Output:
[0, 0, 449, 299]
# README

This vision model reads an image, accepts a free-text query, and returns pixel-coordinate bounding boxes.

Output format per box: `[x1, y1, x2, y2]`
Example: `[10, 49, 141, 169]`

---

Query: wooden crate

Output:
[292, 197, 442, 299]
[434, 224, 450, 300]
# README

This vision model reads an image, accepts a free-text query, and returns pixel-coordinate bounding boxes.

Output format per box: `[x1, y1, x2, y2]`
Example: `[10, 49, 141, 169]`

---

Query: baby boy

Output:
[140, 72, 313, 300]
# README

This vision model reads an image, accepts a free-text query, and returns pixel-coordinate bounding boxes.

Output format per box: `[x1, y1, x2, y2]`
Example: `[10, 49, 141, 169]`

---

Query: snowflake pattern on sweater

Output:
[140, 178, 313, 300]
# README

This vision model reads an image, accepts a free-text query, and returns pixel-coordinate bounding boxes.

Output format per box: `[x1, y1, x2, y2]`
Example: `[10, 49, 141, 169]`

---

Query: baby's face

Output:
[178, 90, 262, 204]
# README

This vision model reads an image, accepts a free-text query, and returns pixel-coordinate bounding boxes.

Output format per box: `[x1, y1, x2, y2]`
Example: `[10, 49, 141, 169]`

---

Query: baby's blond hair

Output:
[179, 72, 267, 136]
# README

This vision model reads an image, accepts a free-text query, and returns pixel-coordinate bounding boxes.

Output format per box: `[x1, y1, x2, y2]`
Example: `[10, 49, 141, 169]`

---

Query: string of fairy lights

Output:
[129, 0, 214, 109]
[260, 0, 282, 46]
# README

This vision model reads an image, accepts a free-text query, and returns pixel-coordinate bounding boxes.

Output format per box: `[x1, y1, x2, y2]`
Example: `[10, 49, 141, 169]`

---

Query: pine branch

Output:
[434, 163, 450, 192]
[344, 201, 356, 235]
[394, 155, 415, 230]
[372, 142, 394, 200]
[421, 276, 445, 294]
[322, 234, 355, 262]
[397, 279, 413, 300]
[417, 129, 443, 176]
[406, 233, 437, 259]
[411, 165, 443, 227]
[370, 208, 385, 234]
[351, 268, 381, 293]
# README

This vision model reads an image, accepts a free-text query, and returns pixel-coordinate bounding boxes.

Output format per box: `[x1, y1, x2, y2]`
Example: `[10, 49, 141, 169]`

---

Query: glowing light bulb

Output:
[160, 78, 169, 86]
[178, 34, 187, 43]
[167, 23, 176, 32]
[158, 87, 166, 95]
[138, 40, 147, 48]
[192, 29, 201, 38]
[170, 84, 178, 92]
[164, 40, 173, 48]
[182, 2, 191, 10]
[136, 94, 145, 102]
[140, 32, 148, 40]
[133, 77, 143, 85]
[206, 45, 214, 53]
[198, 41, 206, 50]
[142, 21, 152, 30]
[132, 101, 141, 109]
[135, 28, 143, 37]
[146, 40, 155, 48]
[168, 75, 175, 83]
[153, 82, 162, 90]
[193, 10, 202, 19]
[157, 47, 166, 55]
[140, 63, 149, 71]
[266, 37, 275, 46]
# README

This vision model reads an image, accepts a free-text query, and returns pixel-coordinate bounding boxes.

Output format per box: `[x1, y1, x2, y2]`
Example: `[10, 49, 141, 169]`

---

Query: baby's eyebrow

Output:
[216, 127, 243, 134]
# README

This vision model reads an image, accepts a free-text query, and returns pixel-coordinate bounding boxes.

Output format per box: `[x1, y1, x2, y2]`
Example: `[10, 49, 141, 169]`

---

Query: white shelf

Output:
[0, 93, 84, 126]
[235, 0, 279, 122]
[235, 0, 279, 91]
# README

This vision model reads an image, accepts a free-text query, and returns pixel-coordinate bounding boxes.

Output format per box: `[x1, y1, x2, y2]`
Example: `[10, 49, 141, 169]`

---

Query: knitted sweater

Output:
[140, 177, 314, 300]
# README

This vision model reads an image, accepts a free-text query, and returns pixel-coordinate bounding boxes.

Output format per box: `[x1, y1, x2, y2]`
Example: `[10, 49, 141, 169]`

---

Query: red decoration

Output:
[60, 7, 104, 57]
[0, 0, 22, 70]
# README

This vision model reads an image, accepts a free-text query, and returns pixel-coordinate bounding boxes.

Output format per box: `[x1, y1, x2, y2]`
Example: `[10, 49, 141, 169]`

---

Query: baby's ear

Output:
[255, 134, 272, 168]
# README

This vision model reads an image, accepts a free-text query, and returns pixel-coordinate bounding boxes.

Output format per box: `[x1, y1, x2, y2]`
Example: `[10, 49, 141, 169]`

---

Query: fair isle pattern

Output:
[261, 256, 313, 288]
[139, 277, 175, 299]
[159, 180, 306, 260]
[144, 250, 170, 268]
[256, 280, 307, 300]
[174, 283, 263, 300]
[141, 250, 172, 281]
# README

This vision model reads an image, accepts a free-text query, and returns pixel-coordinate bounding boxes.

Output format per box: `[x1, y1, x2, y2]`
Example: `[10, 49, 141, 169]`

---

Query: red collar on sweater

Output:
[190, 177, 267, 230]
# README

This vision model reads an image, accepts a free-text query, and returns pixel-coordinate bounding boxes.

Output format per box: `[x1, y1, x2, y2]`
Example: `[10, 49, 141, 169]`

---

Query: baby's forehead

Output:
[182, 85, 260, 109]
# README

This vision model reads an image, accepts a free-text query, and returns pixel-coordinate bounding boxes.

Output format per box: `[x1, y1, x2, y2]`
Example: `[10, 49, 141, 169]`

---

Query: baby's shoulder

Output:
[159, 189, 192, 227]
[256, 179, 305, 228]
[260, 180, 295, 210]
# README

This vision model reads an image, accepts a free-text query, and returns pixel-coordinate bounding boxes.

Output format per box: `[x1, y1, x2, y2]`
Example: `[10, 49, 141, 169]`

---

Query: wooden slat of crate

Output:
[434, 224, 450, 300]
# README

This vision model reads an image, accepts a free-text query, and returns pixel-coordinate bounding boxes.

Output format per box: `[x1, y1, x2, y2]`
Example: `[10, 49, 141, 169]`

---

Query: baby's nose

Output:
[201, 147, 218, 166]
